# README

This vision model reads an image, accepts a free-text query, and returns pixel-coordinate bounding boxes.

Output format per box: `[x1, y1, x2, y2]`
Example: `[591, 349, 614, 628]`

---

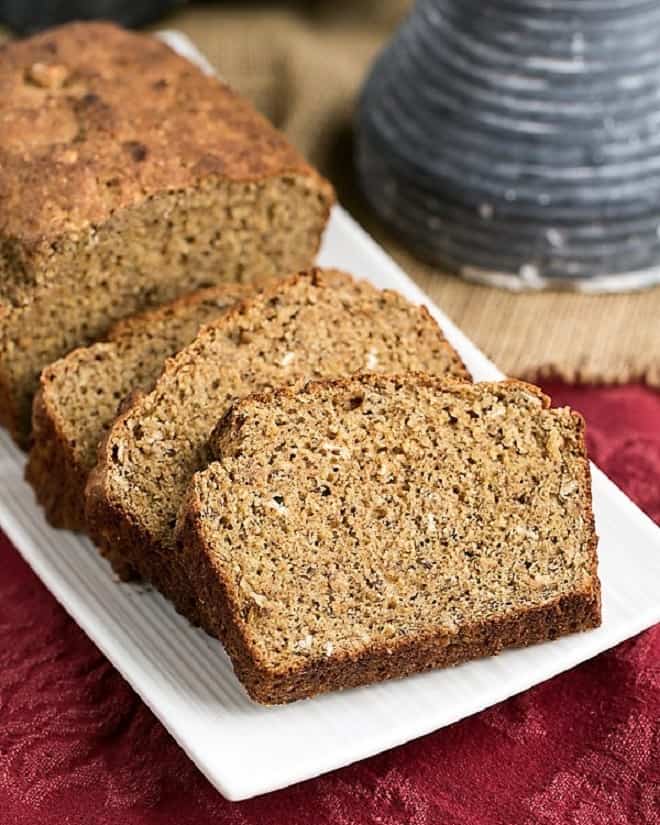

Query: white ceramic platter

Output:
[0, 31, 658, 803]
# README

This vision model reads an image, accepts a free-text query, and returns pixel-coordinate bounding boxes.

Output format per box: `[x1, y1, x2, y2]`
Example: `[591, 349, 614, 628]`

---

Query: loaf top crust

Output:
[0, 22, 331, 246]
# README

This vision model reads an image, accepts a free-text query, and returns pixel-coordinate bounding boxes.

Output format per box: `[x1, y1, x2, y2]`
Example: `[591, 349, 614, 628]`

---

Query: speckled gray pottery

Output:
[357, 0, 660, 291]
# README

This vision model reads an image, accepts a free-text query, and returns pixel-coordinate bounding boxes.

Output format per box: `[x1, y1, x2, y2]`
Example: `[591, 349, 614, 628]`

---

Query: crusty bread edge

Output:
[417, 303, 471, 381]
[85, 385, 164, 583]
[105, 281, 252, 342]
[0, 356, 25, 448]
[178, 374, 601, 704]
[25, 385, 89, 531]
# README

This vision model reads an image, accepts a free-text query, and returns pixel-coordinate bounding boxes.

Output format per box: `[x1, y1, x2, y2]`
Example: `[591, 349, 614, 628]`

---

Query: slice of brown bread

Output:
[25, 283, 252, 534]
[85, 269, 470, 611]
[177, 374, 601, 704]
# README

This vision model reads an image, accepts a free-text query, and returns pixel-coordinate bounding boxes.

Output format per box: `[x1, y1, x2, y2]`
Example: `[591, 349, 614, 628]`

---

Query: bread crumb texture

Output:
[0, 22, 333, 444]
[25, 283, 251, 530]
[86, 269, 468, 600]
[179, 375, 600, 703]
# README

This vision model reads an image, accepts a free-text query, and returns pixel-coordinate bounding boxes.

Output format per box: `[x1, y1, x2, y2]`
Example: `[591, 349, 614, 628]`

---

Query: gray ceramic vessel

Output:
[357, 0, 660, 291]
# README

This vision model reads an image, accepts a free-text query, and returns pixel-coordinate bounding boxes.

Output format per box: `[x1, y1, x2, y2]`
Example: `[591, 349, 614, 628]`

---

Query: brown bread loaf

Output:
[0, 22, 333, 445]
[85, 269, 469, 609]
[177, 374, 601, 703]
[25, 283, 251, 532]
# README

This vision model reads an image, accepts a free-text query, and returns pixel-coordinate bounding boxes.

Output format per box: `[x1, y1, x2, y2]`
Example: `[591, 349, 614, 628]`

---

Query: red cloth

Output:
[1, 382, 658, 825]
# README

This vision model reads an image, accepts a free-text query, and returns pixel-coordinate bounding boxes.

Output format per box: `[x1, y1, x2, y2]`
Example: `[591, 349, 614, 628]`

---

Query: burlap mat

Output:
[157, 3, 659, 386]
[4, 4, 658, 384]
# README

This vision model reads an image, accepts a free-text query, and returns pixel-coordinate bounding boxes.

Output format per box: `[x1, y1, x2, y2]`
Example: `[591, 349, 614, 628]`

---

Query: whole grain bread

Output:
[25, 282, 252, 534]
[177, 374, 601, 703]
[0, 22, 333, 446]
[85, 269, 470, 610]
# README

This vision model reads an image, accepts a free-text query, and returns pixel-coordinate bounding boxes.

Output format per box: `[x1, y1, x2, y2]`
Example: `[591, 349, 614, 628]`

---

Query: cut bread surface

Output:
[177, 375, 600, 703]
[25, 283, 251, 531]
[85, 269, 469, 608]
[0, 22, 333, 445]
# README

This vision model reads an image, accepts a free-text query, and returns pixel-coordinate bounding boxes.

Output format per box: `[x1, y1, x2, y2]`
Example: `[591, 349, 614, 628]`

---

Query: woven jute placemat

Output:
[158, 3, 658, 385]
[4, 3, 657, 384]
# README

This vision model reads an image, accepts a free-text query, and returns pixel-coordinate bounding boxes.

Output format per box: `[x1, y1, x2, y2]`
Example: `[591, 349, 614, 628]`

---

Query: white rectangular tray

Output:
[1, 33, 659, 802]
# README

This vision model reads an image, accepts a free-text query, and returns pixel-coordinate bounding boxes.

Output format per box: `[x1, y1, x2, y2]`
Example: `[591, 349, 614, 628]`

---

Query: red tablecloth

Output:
[1, 383, 658, 825]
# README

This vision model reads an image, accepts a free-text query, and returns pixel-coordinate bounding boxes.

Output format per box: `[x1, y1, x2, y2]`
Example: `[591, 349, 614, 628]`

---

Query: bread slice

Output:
[86, 269, 469, 611]
[0, 22, 333, 446]
[177, 374, 601, 704]
[25, 283, 252, 534]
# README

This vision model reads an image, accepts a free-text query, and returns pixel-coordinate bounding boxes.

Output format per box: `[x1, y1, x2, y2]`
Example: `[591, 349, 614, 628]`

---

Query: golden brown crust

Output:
[104, 281, 256, 342]
[0, 22, 332, 247]
[0, 360, 22, 446]
[214, 374, 547, 432]
[25, 386, 87, 530]
[178, 374, 600, 704]
[570, 408, 602, 619]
